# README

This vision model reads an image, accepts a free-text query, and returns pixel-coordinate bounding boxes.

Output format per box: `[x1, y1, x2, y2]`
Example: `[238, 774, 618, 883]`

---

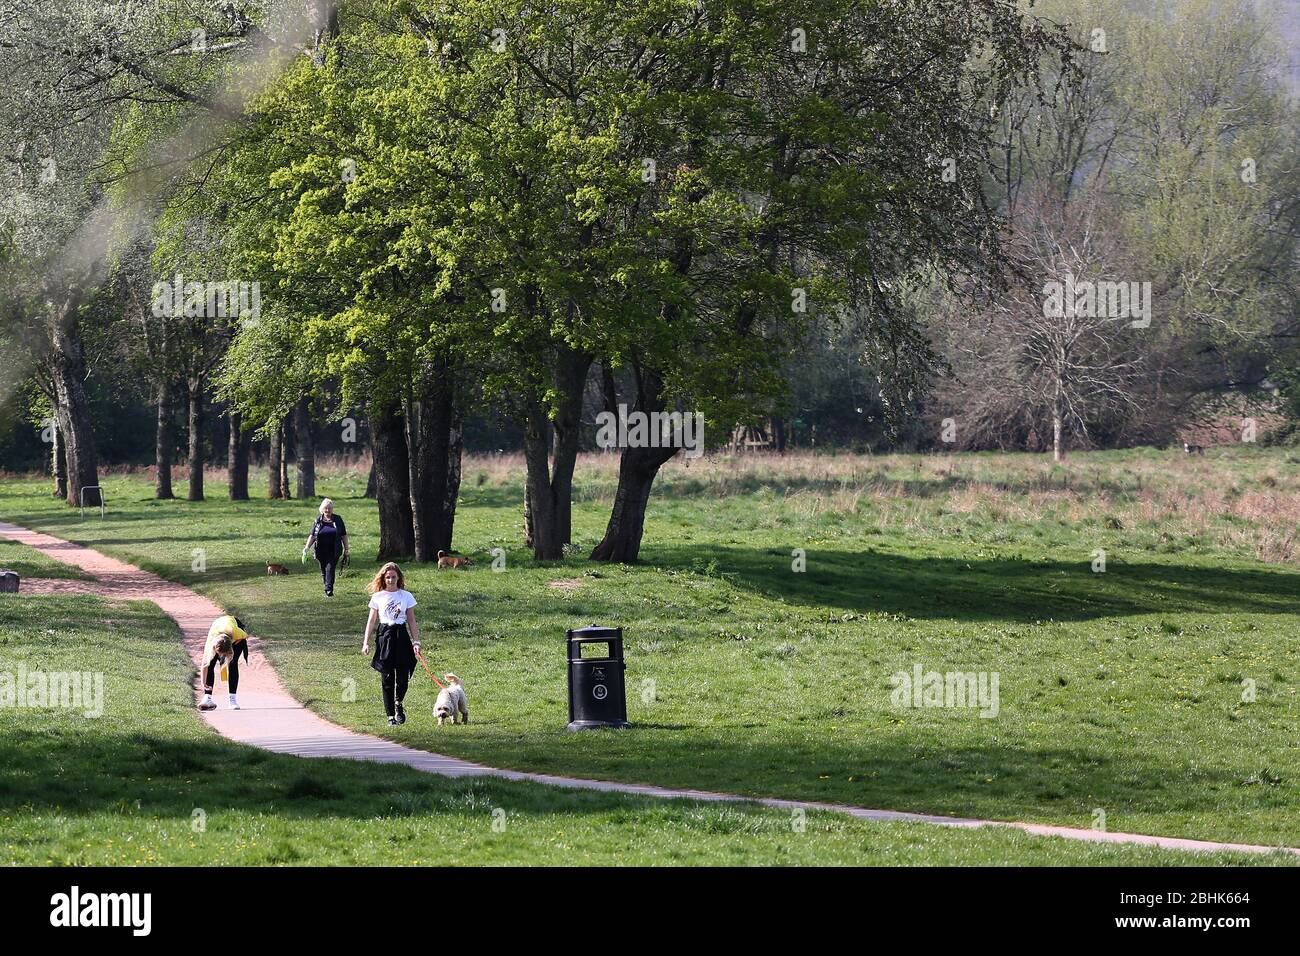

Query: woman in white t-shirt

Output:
[362, 562, 421, 726]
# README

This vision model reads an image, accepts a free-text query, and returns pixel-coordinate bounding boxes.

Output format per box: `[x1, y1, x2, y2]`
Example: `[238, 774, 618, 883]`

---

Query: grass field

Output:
[1, 445, 1297, 858]
[4, 588, 1267, 865]
[0, 536, 94, 582]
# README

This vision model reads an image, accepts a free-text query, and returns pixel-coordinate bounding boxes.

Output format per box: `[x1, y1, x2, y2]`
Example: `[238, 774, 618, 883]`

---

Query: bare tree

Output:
[933, 194, 1151, 459]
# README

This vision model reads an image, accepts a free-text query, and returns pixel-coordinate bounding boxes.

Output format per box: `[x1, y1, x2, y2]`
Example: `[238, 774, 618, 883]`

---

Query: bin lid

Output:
[567, 624, 621, 640]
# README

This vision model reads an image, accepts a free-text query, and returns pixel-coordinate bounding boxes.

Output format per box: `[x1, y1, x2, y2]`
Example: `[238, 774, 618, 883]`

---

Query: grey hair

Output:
[319, 498, 334, 514]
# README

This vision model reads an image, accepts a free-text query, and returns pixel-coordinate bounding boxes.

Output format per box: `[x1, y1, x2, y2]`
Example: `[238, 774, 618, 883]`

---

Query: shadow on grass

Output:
[0, 726, 733, 822]
[0, 556, 92, 581]
[1, 723, 1281, 841]
[643, 545, 1300, 622]
[6, 497, 1299, 626]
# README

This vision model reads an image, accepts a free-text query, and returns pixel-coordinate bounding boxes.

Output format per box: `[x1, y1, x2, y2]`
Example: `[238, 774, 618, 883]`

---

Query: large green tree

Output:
[211, 0, 1075, 563]
[584, 0, 1076, 560]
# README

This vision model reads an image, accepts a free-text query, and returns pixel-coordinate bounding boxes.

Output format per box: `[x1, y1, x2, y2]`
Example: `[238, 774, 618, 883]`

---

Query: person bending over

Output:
[199, 614, 252, 711]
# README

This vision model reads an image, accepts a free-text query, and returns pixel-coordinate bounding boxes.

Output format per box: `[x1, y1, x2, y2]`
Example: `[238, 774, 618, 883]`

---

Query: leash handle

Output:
[414, 648, 446, 690]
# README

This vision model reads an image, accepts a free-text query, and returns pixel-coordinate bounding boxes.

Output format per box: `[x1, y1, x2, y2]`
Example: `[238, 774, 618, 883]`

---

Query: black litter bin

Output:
[567, 625, 629, 731]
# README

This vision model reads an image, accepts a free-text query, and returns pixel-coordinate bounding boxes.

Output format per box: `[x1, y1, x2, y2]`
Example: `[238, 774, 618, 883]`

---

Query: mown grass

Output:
[4, 592, 1269, 865]
[0, 536, 94, 582]
[0, 445, 1296, 851]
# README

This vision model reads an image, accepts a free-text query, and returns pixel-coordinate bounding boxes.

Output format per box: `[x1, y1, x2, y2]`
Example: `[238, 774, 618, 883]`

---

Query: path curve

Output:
[2, 520, 1296, 858]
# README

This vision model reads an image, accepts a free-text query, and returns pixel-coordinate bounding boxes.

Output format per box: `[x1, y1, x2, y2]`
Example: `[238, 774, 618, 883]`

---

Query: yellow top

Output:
[203, 615, 249, 664]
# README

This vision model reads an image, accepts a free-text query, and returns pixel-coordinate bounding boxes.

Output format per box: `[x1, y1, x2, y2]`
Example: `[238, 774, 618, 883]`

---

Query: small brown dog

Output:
[436, 550, 472, 569]
[267, 563, 289, 575]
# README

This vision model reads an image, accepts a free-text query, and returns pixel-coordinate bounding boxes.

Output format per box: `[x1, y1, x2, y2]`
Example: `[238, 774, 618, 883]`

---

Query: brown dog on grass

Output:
[436, 550, 473, 569]
[267, 563, 289, 575]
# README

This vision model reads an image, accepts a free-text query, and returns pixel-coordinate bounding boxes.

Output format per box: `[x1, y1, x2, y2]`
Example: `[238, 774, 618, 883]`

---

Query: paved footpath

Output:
[2, 519, 1295, 858]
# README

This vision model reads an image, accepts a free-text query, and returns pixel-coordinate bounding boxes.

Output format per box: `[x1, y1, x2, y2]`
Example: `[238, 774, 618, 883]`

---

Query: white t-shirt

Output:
[369, 588, 417, 626]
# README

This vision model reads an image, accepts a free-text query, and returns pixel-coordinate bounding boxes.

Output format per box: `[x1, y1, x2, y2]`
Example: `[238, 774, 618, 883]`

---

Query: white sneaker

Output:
[198, 695, 216, 711]
[228, 695, 240, 710]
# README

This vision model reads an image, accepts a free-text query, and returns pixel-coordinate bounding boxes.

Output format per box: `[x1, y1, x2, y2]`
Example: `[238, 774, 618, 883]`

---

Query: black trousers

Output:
[203, 652, 240, 694]
[318, 556, 336, 595]
[380, 668, 409, 717]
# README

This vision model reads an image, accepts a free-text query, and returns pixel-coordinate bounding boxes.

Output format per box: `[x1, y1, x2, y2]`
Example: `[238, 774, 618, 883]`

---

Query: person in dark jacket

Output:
[361, 562, 421, 726]
[303, 498, 349, 597]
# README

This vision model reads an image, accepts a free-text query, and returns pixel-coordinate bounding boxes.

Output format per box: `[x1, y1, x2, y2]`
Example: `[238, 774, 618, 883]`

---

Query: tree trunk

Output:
[278, 417, 292, 499]
[521, 349, 591, 560]
[599, 363, 619, 454]
[589, 444, 678, 563]
[589, 211, 696, 561]
[1052, 389, 1063, 463]
[523, 401, 560, 558]
[228, 410, 250, 500]
[294, 396, 316, 500]
[403, 389, 429, 561]
[187, 377, 204, 501]
[772, 414, 787, 454]
[441, 391, 464, 549]
[154, 379, 175, 499]
[600, 362, 618, 414]
[56, 405, 75, 500]
[419, 358, 461, 555]
[591, 365, 677, 563]
[267, 421, 283, 498]
[523, 483, 535, 549]
[51, 414, 67, 500]
[402, 358, 463, 560]
[371, 399, 415, 559]
[553, 363, 585, 547]
[364, 427, 378, 499]
[47, 302, 100, 506]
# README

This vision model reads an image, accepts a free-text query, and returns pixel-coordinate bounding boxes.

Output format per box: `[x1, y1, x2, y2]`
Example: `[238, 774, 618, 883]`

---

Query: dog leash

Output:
[414, 647, 447, 690]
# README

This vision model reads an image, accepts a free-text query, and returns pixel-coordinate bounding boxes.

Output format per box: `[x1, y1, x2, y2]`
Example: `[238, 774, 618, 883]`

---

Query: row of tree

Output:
[6, 1, 1292, 563]
[2, 0, 1077, 562]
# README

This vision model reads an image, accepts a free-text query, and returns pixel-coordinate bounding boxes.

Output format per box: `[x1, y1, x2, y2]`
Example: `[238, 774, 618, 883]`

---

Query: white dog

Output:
[434, 674, 469, 726]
